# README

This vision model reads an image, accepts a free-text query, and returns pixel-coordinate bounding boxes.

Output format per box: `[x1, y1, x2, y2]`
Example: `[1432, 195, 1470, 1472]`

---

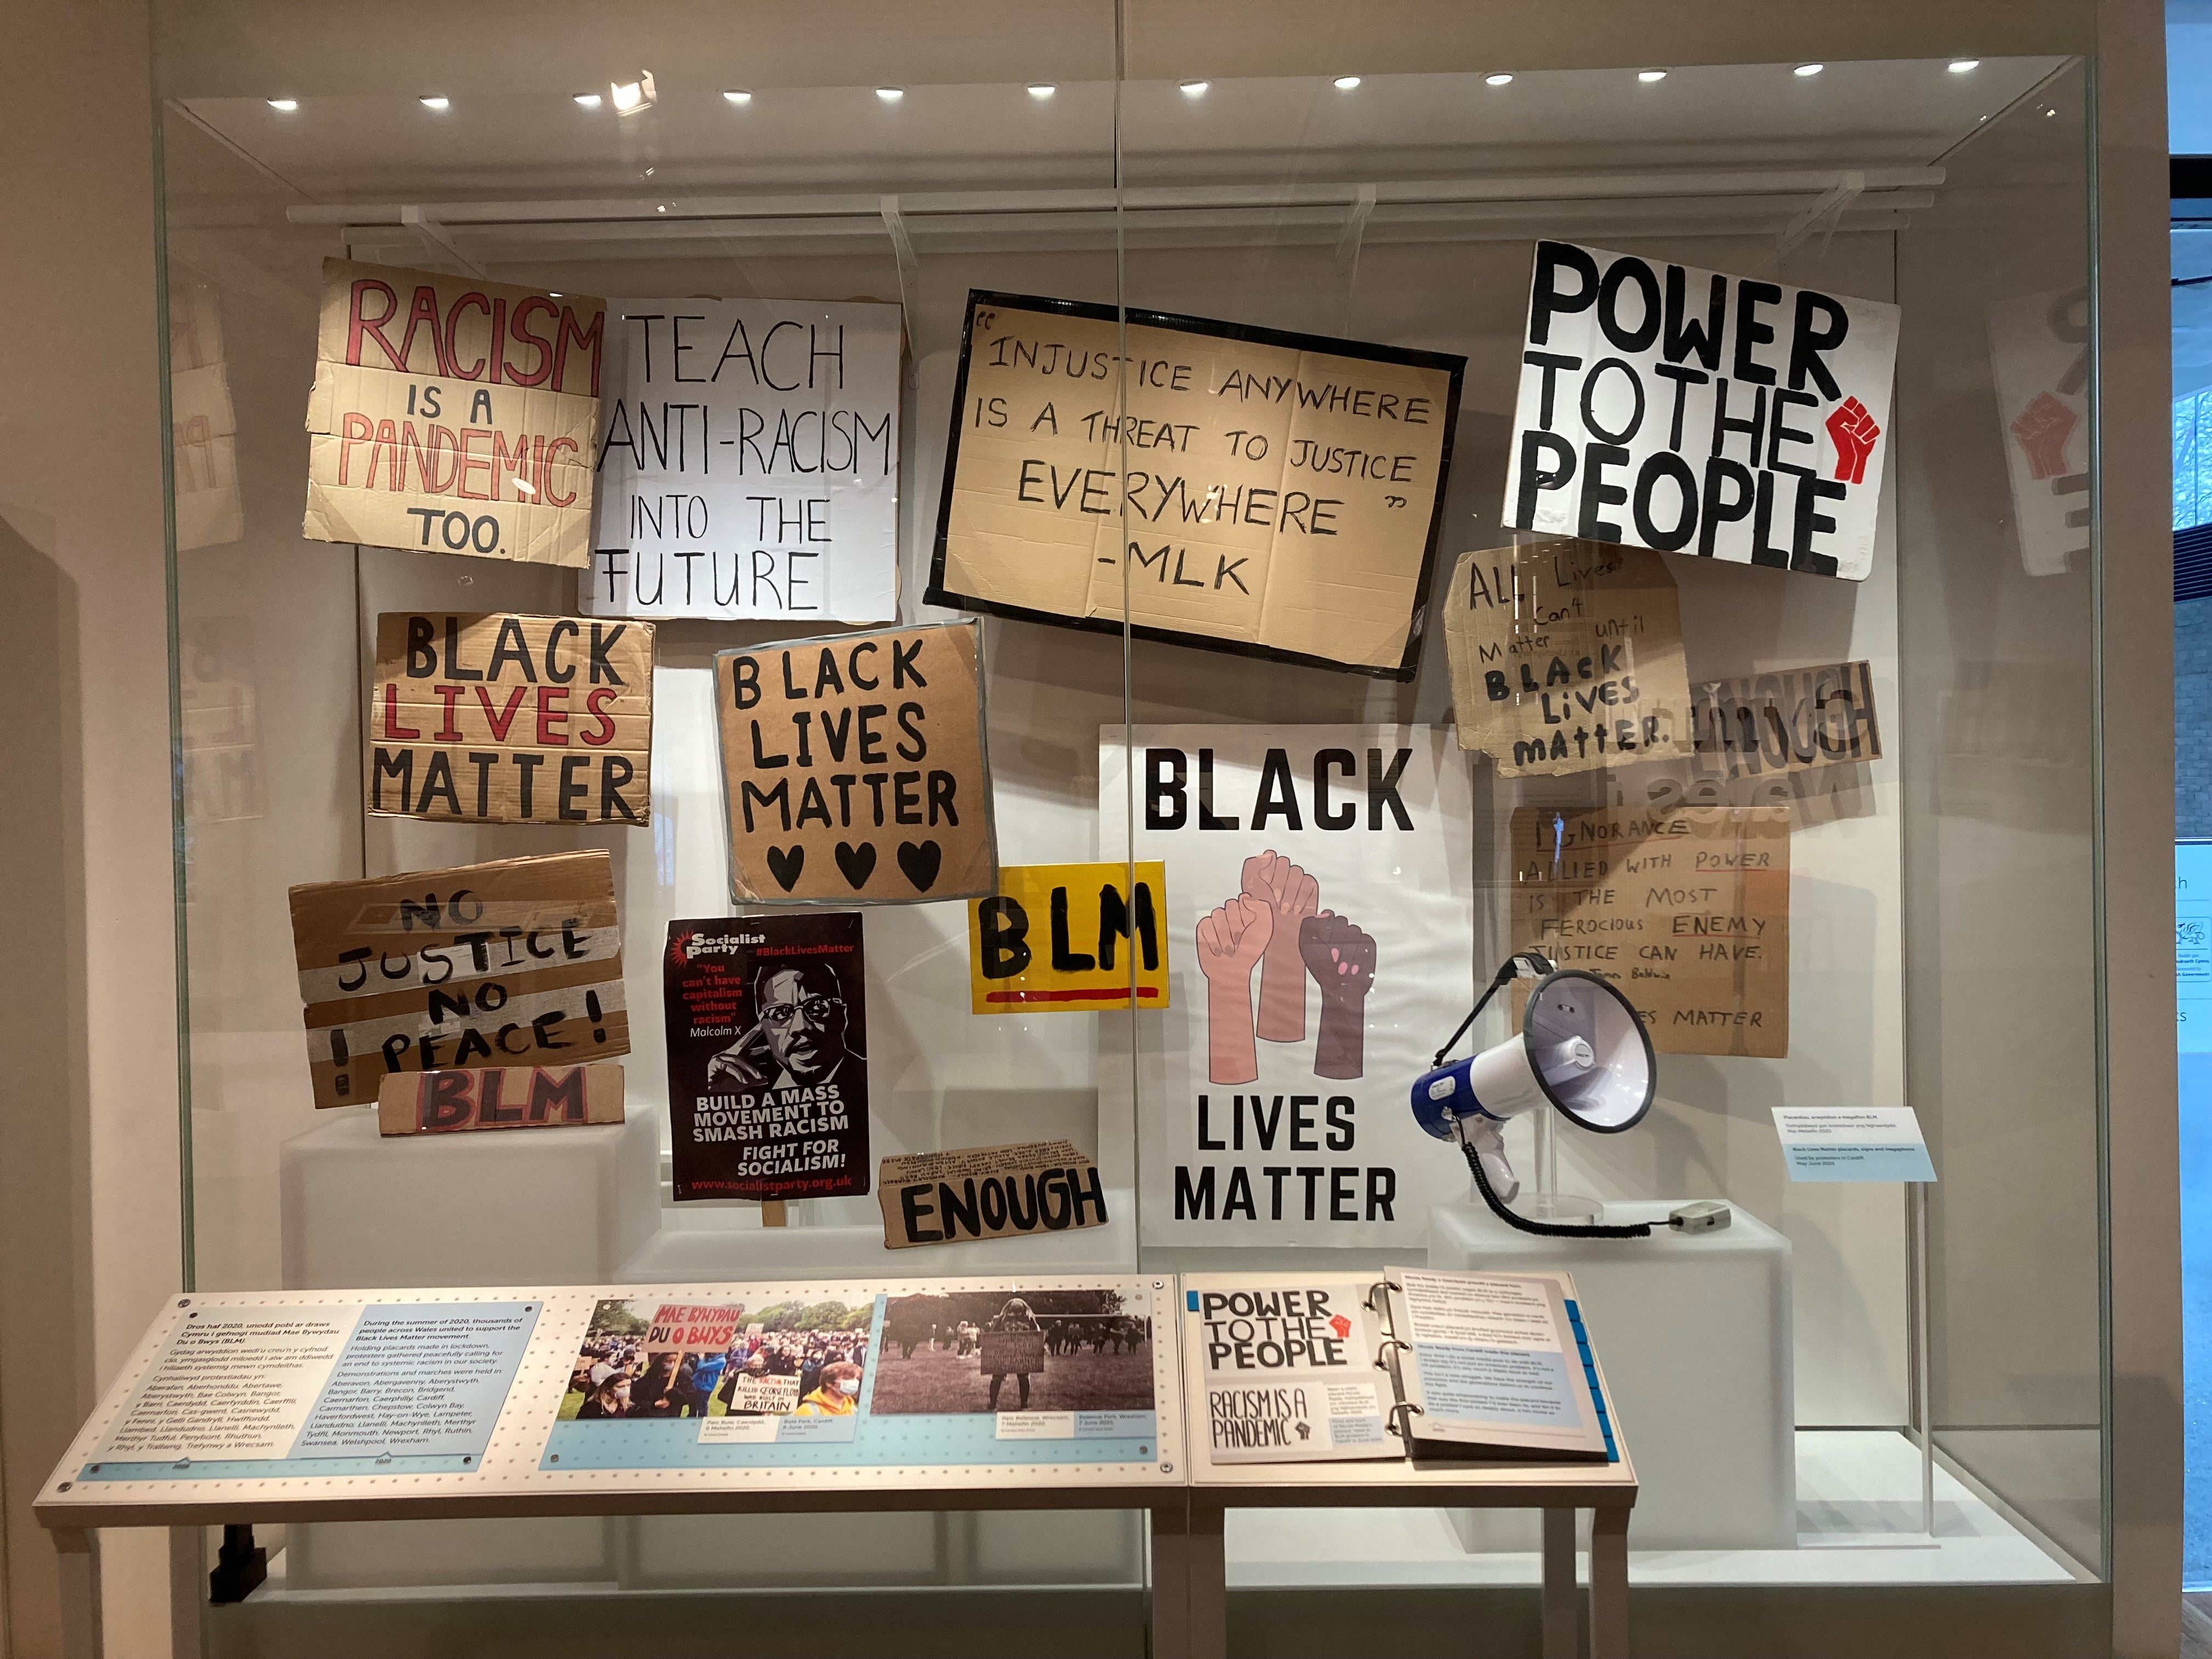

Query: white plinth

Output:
[280, 1102, 662, 1290]
[1426, 1195, 1795, 1551]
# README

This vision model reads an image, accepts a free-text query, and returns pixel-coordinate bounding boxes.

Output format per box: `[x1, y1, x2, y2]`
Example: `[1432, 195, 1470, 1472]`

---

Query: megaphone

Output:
[1412, 952, 1668, 1240]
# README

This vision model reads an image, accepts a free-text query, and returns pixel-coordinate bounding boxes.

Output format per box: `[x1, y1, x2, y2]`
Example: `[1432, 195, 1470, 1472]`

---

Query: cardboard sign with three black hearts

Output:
[715, 619, 1000, 905]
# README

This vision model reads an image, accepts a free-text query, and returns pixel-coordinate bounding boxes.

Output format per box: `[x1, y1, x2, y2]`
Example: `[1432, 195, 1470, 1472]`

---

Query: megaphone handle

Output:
[1434, 951, 1558, 1068]
[1460, 1136, 1654, 1240]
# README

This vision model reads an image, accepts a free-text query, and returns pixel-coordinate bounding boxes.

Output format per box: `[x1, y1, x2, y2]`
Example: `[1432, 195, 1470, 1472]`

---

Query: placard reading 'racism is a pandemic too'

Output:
[368, 612, 653, 825]
[1504, 242, 1899, 580]
[305, 259, 606, 566]
[930, 291, 1465, 679]
[583, 297, 903, 623]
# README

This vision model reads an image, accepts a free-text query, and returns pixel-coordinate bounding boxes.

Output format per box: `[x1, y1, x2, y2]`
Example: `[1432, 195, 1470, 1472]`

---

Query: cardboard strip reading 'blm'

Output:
[367, 611, 654, 826]
[289, 850, 630, 1110]
[376, 1062, 625, 1136]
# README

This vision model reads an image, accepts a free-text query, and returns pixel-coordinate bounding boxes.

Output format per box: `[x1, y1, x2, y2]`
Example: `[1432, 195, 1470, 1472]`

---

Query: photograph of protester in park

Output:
[870, 1288, 1153, 1415]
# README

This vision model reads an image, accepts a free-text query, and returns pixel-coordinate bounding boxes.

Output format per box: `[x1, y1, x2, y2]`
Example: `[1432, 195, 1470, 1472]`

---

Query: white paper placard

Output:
[1503, 241, 1899, 581]
[582, 298, 902, 623]
[1771, 1107, 1936, 1183]
[1102, 725, 1476, 1248]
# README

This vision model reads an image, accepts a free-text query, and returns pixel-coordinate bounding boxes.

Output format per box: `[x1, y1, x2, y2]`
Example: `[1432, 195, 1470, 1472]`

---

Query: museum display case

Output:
[99, 3, 2142, 1651]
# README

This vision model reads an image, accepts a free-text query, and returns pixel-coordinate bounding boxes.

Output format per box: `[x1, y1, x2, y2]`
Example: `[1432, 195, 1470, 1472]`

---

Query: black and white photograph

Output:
[870, 1289, 1154, 1415]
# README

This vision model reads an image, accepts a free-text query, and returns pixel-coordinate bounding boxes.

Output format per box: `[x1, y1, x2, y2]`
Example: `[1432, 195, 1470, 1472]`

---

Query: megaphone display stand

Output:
[1517, 1110, 1603, 1223]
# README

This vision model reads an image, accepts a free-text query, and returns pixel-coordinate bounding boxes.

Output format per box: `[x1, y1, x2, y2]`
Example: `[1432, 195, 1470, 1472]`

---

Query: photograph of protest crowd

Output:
[869, 1288, 1154, 1414]
[558, 1296, 874, 1421]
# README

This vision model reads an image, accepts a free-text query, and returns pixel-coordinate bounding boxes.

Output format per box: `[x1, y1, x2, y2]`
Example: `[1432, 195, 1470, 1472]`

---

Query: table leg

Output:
[1589, 1506, 1631, 1659]
[1149, 1502, 1191, 1659]
[1541, 1508, 1579, 1659]
[1187, 1499, 1227, 1659]
[53, 1529, 99, 1659]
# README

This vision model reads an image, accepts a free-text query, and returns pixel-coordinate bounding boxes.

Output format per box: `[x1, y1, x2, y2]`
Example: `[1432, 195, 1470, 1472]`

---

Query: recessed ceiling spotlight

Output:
[876, 87, 904, 102]
[1794, 63, 1825, 77]
[1485, 73, 1513, 87]
[1180, 80, 1209, 96]
[1948, 59, 1981, 73]
[656, 204, 669, 213]
[1638, 69, 1667, 83]
[419, 95, 450, 111]
[267, 97, 298, 111]
[573, 92, 601, 108]
[724, 89, 753, 104]
[1028, 83, 1056, 99]
[1333, 75, 1361, 90]
[610, 71, 656, 116]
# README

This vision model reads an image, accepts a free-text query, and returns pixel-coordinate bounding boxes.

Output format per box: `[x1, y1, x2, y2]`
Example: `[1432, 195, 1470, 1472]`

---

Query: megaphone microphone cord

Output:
[1460, 1138, 1655, 1240]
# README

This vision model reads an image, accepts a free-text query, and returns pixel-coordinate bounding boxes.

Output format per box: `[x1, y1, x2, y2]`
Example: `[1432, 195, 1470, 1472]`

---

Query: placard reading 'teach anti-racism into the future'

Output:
[304, 259, 607, 567]
[714, 620, 997, 904]
[930, 291, 1465, 679]
[1503, 242, 1899, 580]
[368, 612, 654, 825]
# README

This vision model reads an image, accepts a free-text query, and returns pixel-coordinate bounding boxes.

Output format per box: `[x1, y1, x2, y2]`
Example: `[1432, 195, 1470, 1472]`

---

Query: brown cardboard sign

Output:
[367, 611, 654, 825]
[1443, 538, 1695, 776]
[376, 1062, 625, 1135]
[304, 259, 606, 567]
[1685, 659, 1882, 783]
[878, 1139, 1109, 1249]
[927, 290, 1466, 681]
[1509, 806, 1790, 1058]
[287, 849, 630, 1109]
[714, 619, 997, 904]
[645, 1303, 746, 1355]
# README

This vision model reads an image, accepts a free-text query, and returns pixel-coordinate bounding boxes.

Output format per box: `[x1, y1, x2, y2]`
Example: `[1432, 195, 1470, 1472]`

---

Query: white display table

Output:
[1427, 1195, 1795, 1551]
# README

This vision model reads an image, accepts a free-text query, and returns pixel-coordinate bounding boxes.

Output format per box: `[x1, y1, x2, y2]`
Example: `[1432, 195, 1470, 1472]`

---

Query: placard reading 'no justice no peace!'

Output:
[288, 850, 630, 1110]
[929, 291, 1465, 680]
[304, 260, 607, 567]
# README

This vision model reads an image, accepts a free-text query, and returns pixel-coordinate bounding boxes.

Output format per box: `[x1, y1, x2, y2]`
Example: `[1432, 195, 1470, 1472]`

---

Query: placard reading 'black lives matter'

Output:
[1504, 242, 1899, 581]
[929, 291, 1465, 679]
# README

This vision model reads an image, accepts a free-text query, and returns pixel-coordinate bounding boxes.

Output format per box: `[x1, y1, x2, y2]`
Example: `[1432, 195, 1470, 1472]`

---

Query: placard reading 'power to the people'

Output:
[305, 259, 606, 567]
[930, 291, 1464, 679]
[368, 612, 654, 825]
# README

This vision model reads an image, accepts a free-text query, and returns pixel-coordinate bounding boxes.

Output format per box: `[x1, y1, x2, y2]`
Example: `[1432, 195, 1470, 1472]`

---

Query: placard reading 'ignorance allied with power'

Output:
[930, 291, 1465, 679]
[1504, 242, 1898, 580]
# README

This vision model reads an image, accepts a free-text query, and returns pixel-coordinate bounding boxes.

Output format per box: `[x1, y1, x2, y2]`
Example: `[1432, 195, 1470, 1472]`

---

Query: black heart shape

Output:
[834, 841, 877, 890]
[764, 845, 805, 892]
[896, 840, 943, 893]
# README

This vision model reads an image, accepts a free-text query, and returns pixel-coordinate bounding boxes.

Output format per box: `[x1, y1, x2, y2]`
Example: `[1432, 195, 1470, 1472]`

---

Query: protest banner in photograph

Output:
[967, 861, 1170, 1013]
[582, 297, 903, 621]
[304, 259, 606, 566]
[1101, 726, 1476, 1247]
[929, 291, 1464, 679]
[287, 850, 629, 1109]
[367, 611, 653, 825]
[714, 619, 996, 903]
[1503, 241, 1899, 580]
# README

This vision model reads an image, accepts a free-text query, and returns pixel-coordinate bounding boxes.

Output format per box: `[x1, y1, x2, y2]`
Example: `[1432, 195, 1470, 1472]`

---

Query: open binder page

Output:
[1381, 1269, 1610, 1462]
[1182, 1276, 1398, 1464]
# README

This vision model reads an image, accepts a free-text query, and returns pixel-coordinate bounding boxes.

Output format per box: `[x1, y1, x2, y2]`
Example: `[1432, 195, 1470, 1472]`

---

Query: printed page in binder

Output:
[1181, 1275, 1398, 1464]
[1380, 1268, 1611, 1462]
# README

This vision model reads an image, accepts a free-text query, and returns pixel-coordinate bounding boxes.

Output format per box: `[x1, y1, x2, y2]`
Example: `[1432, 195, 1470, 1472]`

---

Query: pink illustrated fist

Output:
[1825, 396, 1881, 486]
[1242, 849, 1320, 1043]
[2010, 390, 2077, 482]
[1198, 894, 1274, 1084]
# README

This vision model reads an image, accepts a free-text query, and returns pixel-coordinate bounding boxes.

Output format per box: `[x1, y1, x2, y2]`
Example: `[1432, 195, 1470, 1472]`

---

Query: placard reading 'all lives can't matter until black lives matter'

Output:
[664, 915, 870, 1202]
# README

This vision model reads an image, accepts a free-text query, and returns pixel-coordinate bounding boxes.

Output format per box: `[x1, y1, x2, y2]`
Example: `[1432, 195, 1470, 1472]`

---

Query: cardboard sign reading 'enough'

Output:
[288, 850, 630, 1109]
[928, 290, 1465, 680]
[1442, 538, 1694, 776]
[1509, 806, 1790, 1058]
[715, 620, 997, 904]
[304, 259, 606, 567]
[369, 612, 654, 825]
[878, 1140, 1110, 1250]
[968, 861, 1169, 1013]
[376, 1062, 624, 1136]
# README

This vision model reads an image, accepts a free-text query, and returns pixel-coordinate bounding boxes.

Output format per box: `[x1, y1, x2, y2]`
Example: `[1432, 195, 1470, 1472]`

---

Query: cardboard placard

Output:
[170, 280, 242, 550]
[724, 1373, 803, 1414]
[928, 290, 1465, 680]
[368, 612, 654, 825]
[714, 619, 997, 903]
[645, 1303, 746, 1356]
[287, 849, 630, 1109]
[1685, 659, 1881, 784]
[968, 862, 1169, 1013]
[979, 1330, 1047, 1376]
[1441, 538, 1694, 775]
[1509, 806, 1790, 1058]
[663, 914, 871, 1203]
[376, 1062, 625, 1135]
[1504, 241, 1899, 581]
[581, 296, 904, 622]
[877, 1140, 1110, 1249]
[304, 259, 606, 567]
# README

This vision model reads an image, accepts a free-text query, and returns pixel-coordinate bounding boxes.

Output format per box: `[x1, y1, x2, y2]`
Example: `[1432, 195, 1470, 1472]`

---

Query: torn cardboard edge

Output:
[877, 1139, 1109, 1249]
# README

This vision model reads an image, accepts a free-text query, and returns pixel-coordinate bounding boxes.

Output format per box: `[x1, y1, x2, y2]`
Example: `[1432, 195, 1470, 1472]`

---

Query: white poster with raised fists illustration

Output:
[1101, 726, 1475, 1246]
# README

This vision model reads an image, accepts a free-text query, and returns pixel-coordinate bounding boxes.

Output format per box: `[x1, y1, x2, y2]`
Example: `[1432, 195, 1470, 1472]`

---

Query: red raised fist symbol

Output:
[1825, 396, 1881, 486]
[2009, 391, 2077, 482]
